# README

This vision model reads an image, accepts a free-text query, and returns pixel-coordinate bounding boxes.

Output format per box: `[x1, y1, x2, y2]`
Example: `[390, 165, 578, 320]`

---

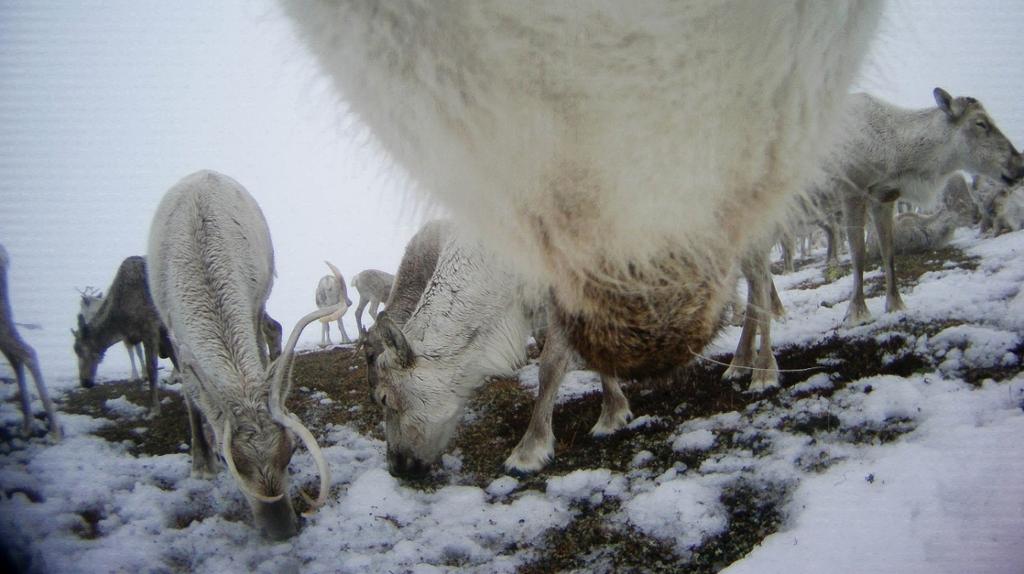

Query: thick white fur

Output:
[282, 1, 882, 325]
[378, 229, 537, 467]
[375, 229, 633, 474]
[147, 170, 306, 539]
[148, 170, 275, 400]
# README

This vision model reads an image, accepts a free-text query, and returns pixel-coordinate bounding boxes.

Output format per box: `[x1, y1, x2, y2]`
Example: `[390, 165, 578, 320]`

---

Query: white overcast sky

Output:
[1, 0, 1022, 381]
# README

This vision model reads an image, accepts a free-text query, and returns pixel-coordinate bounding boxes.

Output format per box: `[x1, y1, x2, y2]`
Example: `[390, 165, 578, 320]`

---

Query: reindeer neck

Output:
[84, 298, 128, 352]
[894, 108, 963, 179]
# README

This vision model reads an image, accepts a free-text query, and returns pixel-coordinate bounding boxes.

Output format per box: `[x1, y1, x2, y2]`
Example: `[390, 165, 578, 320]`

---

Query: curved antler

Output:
[324, 260, 343, 284]
[267, 306, 338, 514]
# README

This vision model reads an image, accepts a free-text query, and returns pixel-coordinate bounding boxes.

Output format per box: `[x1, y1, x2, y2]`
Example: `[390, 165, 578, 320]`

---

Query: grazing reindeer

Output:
[0, 244, 60, 440]
[78, 286, 146, 381]
[831, 88, 1023, 325]
[72, 256, 174, 414]
[147, 170, 330, 540]
[315, 261, 352, 347]
[350, 269, 394, 337]
[281, 2, 882, 380]
[366, 222, 632, 476]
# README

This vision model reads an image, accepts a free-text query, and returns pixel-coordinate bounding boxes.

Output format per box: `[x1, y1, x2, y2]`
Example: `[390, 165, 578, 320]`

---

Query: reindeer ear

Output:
[934, 87, 956, 118]
[377, 314, 415, 368]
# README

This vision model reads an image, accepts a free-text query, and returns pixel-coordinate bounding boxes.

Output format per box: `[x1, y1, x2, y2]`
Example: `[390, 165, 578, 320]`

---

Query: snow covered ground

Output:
[1, 228, 1023, 573]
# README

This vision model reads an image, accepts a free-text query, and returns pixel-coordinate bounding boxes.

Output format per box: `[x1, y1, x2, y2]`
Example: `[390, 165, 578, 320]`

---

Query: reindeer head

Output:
[366, 313, 462, 479]
[71, 314, 102, 388]
[935, 87, 1024, 185]
[185, 307, 334, 540]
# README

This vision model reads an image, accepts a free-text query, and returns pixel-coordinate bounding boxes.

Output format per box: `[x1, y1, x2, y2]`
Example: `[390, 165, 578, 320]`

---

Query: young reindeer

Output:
[78, 286, 147, 381]
[314, 261, 352, 347]
[350, 269, 394, 337]
[281, 2, 882, 381]
[0, 244, 60, 440]
[72, 256, 174, 414]
[365, 221, 632, 477]
[831, 88, 1023, 325]
[147, 170, 330, 541]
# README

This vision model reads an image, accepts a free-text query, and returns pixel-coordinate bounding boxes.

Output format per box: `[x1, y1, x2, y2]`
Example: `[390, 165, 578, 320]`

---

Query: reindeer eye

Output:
[975, 120, 989, 131]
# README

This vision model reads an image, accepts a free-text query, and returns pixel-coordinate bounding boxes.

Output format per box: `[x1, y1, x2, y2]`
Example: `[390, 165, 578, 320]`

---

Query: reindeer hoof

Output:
[885, 298, 906, 314]
[590, 409, 633, 437]
[843, 303, 872, 327]
[504, 442, 553, 475]
[722, 364, 748, 381]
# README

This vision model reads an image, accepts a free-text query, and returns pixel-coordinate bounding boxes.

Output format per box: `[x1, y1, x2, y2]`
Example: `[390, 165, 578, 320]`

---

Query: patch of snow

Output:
[103, 395, 147, 419]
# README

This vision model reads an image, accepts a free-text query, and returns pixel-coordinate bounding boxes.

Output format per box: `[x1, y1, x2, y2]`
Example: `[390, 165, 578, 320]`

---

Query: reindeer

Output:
[829, 88, 1023, 325]
[72, 256, 175, 414]
[364, 221, 632, 476]
[315, 261, 352, 347]
[77, 286, 147, 382]
[147, 170, 330, 540]
[940, 173, 980, 227]
[0, 244, 60, 440]
[867, 210, 958, 257]
[281, 2, 882, 381]
[986, 180, 1024, 236]
[350, 269, 394, 337]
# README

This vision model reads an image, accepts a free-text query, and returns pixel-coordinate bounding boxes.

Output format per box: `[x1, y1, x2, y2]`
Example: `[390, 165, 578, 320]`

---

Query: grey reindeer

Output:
[315, 261, 352, 346]
[828, 88, 1023, 325]
[72, 256, 175, 414]
[147, 170, 330, 540]
[77, 286, 146, 381]
[350, 269, 394, 337]
[0, 244, 60, 441]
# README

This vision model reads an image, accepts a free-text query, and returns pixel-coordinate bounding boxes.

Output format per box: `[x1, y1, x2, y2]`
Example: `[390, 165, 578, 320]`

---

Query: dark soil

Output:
[4, 245, 1016, 573]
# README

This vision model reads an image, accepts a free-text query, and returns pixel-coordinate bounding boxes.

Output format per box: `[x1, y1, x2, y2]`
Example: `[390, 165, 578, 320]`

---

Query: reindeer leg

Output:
[6, 352, 33, 437]
[870, 200, 906, 314]
[184, 387, 217, 478]
[749, 258, 780, 392]
[144, 341, 161, 417]
[337, 317, 351, 344]
[724, 274, 757, 380]
[843, 193, 872, 325]
[24, 347, 60, 441]
[126, 341, 140, 381]
[505, 320, 573, 474]
[769, 276, 785, 318]
[590, 374, 633, 437]
[354, 298, 368, 338]
[780, 233, 796, 274]
[320, 321, 331, 347]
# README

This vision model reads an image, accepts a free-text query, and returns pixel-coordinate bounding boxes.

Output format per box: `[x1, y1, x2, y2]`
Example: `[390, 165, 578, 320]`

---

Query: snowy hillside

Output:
[1, 227, 1021, 573]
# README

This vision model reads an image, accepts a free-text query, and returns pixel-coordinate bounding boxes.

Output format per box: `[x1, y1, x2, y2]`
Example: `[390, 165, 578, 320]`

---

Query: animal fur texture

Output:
[147, 170, 329, 540]
[281, 1, 883, 378]
[827, 89, 1023, 325]
[350, 269, 394, 336]
[366, 221, 631, 476]
[72, 256, 173, 413]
